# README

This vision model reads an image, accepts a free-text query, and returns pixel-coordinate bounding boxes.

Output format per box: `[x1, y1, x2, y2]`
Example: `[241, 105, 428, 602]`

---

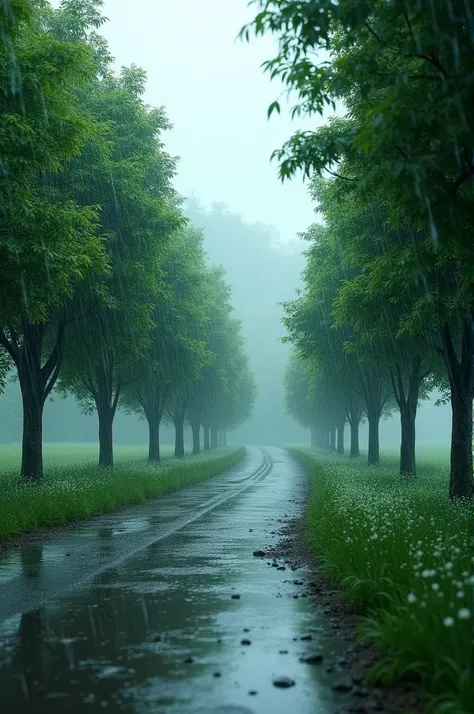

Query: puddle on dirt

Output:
[0, 447, 350, 714]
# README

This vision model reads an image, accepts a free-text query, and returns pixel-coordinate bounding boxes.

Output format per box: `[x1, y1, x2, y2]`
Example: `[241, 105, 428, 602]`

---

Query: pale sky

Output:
[98, 0, 322, 242]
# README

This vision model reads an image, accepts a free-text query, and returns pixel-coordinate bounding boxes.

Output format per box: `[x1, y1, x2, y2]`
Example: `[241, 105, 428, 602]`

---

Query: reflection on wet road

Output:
[0, 447, 347, 714]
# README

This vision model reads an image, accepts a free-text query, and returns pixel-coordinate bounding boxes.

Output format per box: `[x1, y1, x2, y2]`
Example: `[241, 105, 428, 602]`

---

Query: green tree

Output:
[121, 225, 210, 461]
[59, 66, 181, 467]
[0, 0, 108, 482]
[243, 1, 474, 496]
[284, 352, 330, 448]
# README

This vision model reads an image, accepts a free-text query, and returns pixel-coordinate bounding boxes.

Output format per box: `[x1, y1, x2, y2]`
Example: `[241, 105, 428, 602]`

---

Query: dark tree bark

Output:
[360, 368, 387, 466]
[441, 320, 474, 500]
[98, 407, 114, 468]
[210, 425, 218, 449]
[89, 360, 121, 469]
[148, 416, 161, 462]
[391, 357, 423, 477]
[349, 419, 360, 458]
[336, 417, 345, 454]
[400, 411, 416, 476]
[173, 411, 185, 458]
[191, 420, 201, 455]
[0, 320, 65, 484]
[134, 385, 168, 463]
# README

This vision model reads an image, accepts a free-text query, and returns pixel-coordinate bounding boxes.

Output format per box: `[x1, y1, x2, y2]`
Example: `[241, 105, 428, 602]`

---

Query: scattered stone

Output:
[277, 565, 286, 571]
[241, 639, 251, 646]
[231, 594, 241, 600]
[300, 634, 312, 641]
[249, 528, 253, 532]
[293, 580, 304, 585]
[243, 628, 250, 632]
[271, 563, 278, 568]
[292, 594, 299, 599]
[213, 671, 221, 678]
[253, 550, 265, 557]
[326, 666, 333, 674]
[278, 649, 288, 654]
[273, 676, 295, 689]
[248, 690, 258, 696]
[300, 653, 323, 665]
[332, 680, 352, 693]
[184, 657, 194, 664]
[337, 657, 348, 667]
[153, 636, 161, 642]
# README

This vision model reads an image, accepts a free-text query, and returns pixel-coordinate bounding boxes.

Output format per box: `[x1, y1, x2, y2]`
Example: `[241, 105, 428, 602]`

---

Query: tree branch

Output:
[326, 169, 357, 182]
[0, 329, 18, 362]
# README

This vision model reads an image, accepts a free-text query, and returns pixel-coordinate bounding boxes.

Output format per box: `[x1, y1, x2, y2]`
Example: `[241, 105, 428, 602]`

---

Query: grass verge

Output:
[0, 445, 245, 544]
[287, 447, 473, 714]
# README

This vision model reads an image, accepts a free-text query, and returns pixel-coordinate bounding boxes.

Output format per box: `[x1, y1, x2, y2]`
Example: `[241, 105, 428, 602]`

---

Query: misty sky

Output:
[98, 0, 322, 243]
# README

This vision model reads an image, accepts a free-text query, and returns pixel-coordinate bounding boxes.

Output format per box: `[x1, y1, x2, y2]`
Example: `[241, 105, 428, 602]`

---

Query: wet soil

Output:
[258, 514, 426, 714]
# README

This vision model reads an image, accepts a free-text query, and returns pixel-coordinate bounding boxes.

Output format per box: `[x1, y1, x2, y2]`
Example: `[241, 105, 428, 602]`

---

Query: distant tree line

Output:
[244, 0, 474, 499]
[0, 0, 256, 482]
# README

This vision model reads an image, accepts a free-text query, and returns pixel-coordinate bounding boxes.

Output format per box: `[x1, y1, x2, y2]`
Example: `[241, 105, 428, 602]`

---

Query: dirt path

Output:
[0, 446, 423, 713]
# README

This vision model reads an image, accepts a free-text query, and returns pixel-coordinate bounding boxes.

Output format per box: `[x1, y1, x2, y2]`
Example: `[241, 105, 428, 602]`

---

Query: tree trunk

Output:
[336, 418, 345, 454]
[391, 357, 422, 477]
[349, 418, 360, 458]
[400, 410, 416, 476]
[222, 430, 227, 446]
[191, 421, 200, 455]
[310, 425, 317, 446]
[20, 377, 44, 484]
[98, 408, 114, 468]
[329, 428, 336, 452]
[367, 410, 380, 465]
[442, 321, 474, 500]
[1, 320, 65, 484]
[449, 389, 473, 499]
[210, 425, 218, 449]
[203, 423, 210, 451]
[148, 417, 161, 462]
[94, 361, 120, 469]
[174, 414, 185, 458]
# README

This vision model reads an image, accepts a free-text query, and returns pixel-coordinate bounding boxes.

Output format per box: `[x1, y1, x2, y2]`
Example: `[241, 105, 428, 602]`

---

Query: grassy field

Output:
[287, 446, 473, 714]
[0, 443, 245, 543]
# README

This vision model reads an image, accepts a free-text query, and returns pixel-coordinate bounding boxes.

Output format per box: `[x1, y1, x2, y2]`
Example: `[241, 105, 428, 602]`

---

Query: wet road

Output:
[0, 447, 349, 714]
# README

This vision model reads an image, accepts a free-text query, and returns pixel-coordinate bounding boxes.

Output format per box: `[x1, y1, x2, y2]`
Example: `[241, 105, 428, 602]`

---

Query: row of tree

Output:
[244, 0, 474, 499]
[0, 0, 256, 482]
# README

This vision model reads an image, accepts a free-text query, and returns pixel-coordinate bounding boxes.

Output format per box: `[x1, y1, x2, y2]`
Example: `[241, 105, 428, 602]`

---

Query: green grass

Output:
[287, 446, 473, 714]
[0, 444, 245, 543]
